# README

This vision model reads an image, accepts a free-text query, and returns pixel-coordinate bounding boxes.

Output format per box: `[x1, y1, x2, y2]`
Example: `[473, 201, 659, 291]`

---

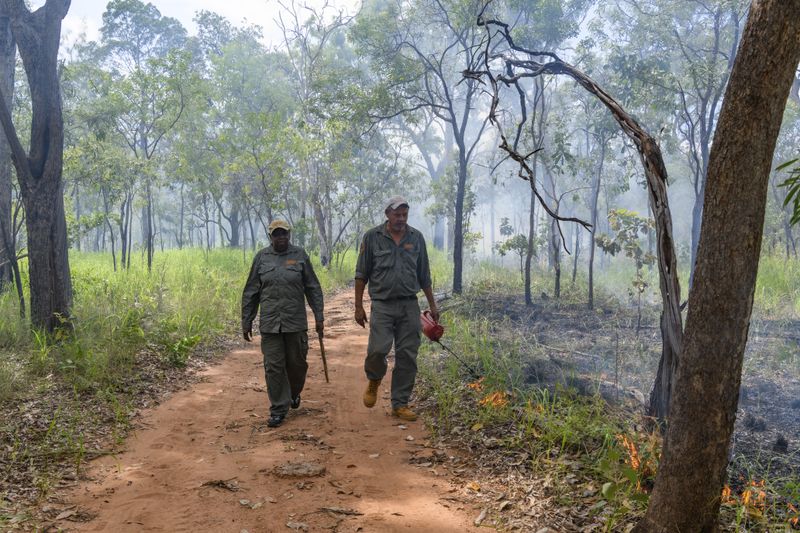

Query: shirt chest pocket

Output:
[284, 262, 304, 282]
[373, 249, 394, 270]
[258, 264, 277, 285]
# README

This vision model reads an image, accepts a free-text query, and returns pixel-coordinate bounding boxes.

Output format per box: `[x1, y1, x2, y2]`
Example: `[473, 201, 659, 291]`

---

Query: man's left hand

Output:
[429, 306, 440, 323]
[315, 320, 324, 336]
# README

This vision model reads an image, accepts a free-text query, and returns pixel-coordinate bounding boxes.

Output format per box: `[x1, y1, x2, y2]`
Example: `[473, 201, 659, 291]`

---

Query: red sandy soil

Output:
[63, 292, 484, 532]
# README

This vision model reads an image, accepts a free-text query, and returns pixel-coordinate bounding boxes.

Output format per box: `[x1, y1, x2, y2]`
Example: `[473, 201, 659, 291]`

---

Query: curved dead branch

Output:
[468, 12, 683, 421]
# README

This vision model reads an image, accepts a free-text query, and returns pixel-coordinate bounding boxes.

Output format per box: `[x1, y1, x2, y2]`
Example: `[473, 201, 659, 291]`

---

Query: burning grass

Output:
[417, 276, 799, 531]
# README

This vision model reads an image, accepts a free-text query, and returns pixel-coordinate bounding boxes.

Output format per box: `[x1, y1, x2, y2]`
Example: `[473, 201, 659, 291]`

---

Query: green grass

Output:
[0, 245, 367, 510]
[417, 295, 653, 528]
[0, 246, 366, 398]
[753, 254, 800, 316]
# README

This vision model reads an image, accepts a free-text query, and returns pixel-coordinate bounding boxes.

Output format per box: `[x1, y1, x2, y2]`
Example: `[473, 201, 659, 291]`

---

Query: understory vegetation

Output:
[0, 246, 450, 523]
[1, 247, 798, 530]
[417, 254, 800, 531]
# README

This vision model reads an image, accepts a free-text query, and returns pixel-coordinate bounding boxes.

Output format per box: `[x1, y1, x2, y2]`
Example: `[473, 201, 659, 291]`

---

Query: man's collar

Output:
[266, 244, 294, 255]
[380, 222, 413, 237]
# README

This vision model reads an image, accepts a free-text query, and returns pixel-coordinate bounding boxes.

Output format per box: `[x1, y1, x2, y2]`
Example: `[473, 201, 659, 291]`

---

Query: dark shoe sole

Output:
[267, 415, 285, 427]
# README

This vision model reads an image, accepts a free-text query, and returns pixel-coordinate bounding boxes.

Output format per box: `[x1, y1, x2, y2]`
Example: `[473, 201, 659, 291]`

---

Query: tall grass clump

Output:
[0, 248, 251, 398]
[754, 253, 800, 316]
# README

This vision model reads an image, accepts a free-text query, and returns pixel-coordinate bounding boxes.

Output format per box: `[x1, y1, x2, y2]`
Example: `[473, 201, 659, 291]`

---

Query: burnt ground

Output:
[445, 291, 799, 496]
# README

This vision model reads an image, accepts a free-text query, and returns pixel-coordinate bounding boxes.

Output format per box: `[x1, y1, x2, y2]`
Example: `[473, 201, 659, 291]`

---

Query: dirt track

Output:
[64, 292, 482, 532]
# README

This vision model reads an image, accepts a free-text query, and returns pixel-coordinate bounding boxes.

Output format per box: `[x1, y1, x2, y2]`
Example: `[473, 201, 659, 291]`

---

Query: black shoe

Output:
[291, 395, 301, 409]
[267, 414, 285, 427]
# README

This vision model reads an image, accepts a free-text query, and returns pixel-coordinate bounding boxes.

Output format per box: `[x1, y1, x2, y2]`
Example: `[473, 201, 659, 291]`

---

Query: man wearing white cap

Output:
[354, 196, 439, 421]
[242, 220, 325, 428]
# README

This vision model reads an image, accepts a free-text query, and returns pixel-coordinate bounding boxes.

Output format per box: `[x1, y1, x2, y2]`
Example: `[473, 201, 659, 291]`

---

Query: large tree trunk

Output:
[0, 0, 72, 332]
[636, 2, 800, 530]
[0, 12, 13, 290]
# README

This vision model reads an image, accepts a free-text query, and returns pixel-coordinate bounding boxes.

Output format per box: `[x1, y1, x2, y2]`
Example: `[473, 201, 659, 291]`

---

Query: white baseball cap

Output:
[386, 195, 409, 210]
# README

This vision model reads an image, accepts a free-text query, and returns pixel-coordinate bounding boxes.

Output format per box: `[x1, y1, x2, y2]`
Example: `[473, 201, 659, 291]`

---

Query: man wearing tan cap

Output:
[242, 220, 325, 428]
[354, 196, 439, 421]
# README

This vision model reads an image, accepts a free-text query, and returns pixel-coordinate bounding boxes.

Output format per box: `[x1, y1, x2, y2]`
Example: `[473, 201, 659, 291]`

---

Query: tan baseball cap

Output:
[268, 219, 291, 235]
[386, 195, 409, 210]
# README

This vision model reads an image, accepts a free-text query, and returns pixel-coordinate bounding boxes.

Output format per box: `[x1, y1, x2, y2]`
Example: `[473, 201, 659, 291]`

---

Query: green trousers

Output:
[365, 298, 421, 409]
[261, 331, 308, 416]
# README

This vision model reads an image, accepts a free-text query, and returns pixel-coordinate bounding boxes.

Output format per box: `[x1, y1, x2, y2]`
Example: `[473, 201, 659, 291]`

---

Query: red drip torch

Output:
[420, 310, 480, 378]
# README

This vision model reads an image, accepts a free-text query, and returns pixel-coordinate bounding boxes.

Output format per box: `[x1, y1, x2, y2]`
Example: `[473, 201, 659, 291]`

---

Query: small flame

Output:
[467, 377, 484, 391]
[479, 391, 508, 408]
[721, 485, 734, 504]
[616, 434, 641, 471]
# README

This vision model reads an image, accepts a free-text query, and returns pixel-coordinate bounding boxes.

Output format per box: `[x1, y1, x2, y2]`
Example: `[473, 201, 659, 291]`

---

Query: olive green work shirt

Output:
[355, 223, 432, 301]
[241, 244, 324, 334]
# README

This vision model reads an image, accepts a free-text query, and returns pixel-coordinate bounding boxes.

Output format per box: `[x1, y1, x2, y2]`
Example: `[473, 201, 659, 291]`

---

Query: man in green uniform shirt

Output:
[242, 220, 325, 428]
[354, 196, 439, 422]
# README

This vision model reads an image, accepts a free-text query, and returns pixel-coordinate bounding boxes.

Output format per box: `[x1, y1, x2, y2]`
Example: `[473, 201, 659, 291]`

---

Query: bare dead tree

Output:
[465, 12, 683, 422]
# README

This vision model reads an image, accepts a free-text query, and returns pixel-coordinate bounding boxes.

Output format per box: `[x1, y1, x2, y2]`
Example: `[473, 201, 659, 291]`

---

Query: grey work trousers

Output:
[261, 331, 309, 416]
[364, 298, 421, 409]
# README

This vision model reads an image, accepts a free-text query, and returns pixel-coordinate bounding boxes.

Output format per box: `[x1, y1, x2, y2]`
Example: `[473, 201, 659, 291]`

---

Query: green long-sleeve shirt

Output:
[355, 223, 432, 301]
[241, 244, 324, 334]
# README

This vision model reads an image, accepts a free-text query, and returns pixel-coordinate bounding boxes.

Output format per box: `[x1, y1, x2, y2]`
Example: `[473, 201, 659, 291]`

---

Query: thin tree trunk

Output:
[145, 182, 153, 272]
[636, 2, 800, 530]
[452, 147, 468, 294]
[588, 141, 605, 310]
[571, 220, 580, 284]
[524, 170, 536, 306]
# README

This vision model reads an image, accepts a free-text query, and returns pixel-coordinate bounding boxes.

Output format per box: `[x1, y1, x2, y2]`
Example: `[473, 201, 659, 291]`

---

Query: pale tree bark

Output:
[636, 1, 800, 531]
[0, 0, 72, 332]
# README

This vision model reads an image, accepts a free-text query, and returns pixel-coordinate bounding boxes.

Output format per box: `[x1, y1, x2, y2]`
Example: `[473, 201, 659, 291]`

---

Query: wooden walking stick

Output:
[317, 331, 330, 383]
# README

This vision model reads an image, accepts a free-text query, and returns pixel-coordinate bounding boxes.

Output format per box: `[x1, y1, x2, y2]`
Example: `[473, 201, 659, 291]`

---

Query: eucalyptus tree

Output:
[186, 12, 283, 249]
[467, 10, 683, 422]
[394, 109, 450, 250]
[636, 2, 800, 529]
[274, 0, 355, 263]
[212, 38, 295, 247]
[489, 0, 592, 303]
[352, 0, 494, 292]
[98, 0, 191, 271]
[0, 0, 72, 332]
[605, 0, 748, 281]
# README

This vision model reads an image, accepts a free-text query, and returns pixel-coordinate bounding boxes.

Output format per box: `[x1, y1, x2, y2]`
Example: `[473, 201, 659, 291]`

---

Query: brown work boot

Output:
[392, 406, 418, 421]
[363, 379, 381, 408]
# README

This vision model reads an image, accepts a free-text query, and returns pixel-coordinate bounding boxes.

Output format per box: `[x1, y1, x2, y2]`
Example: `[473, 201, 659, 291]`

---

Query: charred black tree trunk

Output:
[452, 147, 468, 294]
[0, 0, 72, 332]
[636, 2, 800, 530]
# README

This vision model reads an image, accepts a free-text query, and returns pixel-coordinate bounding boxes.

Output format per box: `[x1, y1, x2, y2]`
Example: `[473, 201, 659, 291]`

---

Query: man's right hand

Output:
[243, 322, 253, 342]
[354, 306, 368, 328]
